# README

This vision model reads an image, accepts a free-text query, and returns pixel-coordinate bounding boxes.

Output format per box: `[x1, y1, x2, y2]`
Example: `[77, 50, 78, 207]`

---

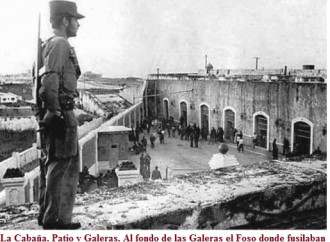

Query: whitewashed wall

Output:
[119, 80, 146, 104]
[78, 117, 103, 139]
[79, 91, 106, 117]
[0, 156, 17, 179]
[0, 117, 38, 131]
[0, 99, 144, 205]
[0, 117, 104, 177]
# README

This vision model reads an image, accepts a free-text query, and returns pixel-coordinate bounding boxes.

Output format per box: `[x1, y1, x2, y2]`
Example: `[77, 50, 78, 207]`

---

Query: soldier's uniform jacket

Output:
[39, 30, 80, 159]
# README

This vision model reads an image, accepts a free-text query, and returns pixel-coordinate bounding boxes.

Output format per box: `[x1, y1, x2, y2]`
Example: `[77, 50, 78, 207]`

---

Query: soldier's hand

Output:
[40, 109, 62, 127]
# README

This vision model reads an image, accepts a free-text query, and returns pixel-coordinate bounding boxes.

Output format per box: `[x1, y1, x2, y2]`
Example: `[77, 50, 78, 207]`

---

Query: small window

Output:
[111, 144, 118, 148]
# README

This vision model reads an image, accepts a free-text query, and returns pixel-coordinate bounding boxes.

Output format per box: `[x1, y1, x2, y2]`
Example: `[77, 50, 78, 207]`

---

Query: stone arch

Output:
[163, 98, 170, 120]
[253, 111, 270, 150]
[291, 117, 314, 154]
[179, 100, 188, 127]
[199, 102, 211, 132]
[223, 106, 237, 140]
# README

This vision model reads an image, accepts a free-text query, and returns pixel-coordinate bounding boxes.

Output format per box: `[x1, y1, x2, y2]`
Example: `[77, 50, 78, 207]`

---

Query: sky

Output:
[0, 0, 327, 78]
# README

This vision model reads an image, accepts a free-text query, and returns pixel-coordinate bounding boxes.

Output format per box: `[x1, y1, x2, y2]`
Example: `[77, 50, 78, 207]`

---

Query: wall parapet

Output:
[78, 117, 104, 139]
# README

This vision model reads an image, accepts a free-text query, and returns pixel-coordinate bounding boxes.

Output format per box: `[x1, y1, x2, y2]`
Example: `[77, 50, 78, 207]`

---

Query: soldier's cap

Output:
[50, 0, 85, 19]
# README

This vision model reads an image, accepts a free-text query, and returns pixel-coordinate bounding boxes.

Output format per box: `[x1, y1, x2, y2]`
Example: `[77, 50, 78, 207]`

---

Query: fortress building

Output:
[146, 67, 327, 154]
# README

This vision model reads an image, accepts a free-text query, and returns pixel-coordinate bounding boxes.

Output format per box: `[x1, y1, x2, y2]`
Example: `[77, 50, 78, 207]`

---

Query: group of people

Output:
[130, 131, 152, 155]
[272, 137, 289, 159]
[208, 127, 225, 145]
[139, 152, 162, 181]
[78, 166, 118, 191]
[133, 115, 304, 163]
[177, 123, 201, 148]
[129, 116, 175, 153]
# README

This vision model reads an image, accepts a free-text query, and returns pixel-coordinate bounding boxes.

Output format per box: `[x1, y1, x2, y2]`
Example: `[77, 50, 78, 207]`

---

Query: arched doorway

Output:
[254, 114, 268, 149]
[179, 101, 188, 127]
[200, 104, 209, 132]
[293, 120, 312, 155]
[224, 109, 235, 140]
[163, 99, 169, 120]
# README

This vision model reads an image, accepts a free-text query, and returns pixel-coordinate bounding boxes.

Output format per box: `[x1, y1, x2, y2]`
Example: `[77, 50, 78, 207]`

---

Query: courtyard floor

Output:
[127, 130, 274, 178]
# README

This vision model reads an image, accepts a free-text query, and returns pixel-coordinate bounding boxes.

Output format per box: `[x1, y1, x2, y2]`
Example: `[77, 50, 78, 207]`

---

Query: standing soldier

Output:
[38, 1, 84, 230]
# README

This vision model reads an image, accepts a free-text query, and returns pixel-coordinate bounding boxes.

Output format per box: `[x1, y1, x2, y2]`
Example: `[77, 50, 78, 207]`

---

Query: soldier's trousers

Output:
[42, 155, 79, 226]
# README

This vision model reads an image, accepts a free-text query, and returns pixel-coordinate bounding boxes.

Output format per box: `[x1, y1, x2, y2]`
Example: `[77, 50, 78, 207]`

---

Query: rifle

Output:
[32, 14, 45, 131]
[32, 13, 47, 226]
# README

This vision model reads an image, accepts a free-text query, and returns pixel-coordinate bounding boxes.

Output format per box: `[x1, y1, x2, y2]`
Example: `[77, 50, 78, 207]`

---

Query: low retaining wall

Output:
[75, 160, 328, 230]
[0, 117, 104, 206]
[0, 144, 39, 179]
[79, 101, 144, 175]
[0, 160, 326, 229]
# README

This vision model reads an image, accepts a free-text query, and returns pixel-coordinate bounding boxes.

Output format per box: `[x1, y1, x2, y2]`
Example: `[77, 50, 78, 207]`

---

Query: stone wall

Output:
[149, 79, 327, 152]
[0, 144, 39, 179]
[78, 101, 145, 174]
[119, 80, 147, 104]
[79, 91, 107, 117]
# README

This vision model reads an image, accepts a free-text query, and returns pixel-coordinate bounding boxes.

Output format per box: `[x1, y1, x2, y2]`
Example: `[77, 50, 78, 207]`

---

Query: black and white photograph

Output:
[0, 0, 327, 237]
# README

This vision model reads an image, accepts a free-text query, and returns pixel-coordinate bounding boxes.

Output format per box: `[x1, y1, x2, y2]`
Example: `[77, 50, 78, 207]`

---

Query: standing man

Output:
[144, 153, 151, 181]
[209, 127, 216, 145]
[141, 136, 147, 152]
[38, 1, 84, 230]
[273, 139, 279, 160]
[151, 166, 162, 180]
[218, 127, 224, 143]
[283, 137, 290, 156]
[237, 136, 244, 153]
[252, 132, 257, 148]
[150, 133, 156, 149]
[190, 129, 195, 148]
[194, 125, 200, 148]
[201, 126, 208, 141]
[139, 152, 145, 176]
